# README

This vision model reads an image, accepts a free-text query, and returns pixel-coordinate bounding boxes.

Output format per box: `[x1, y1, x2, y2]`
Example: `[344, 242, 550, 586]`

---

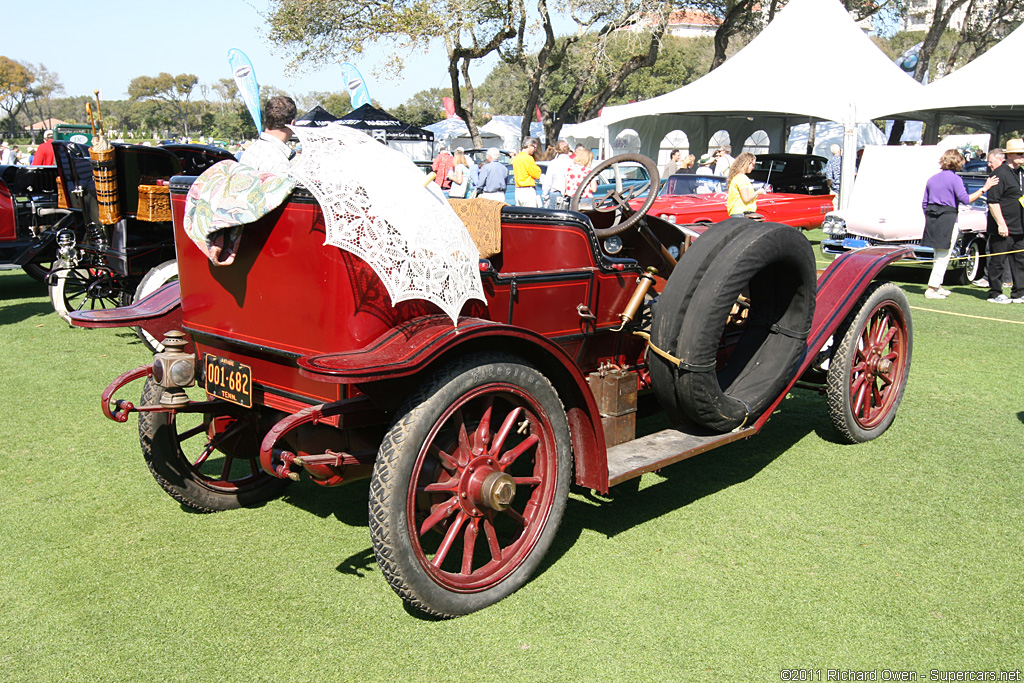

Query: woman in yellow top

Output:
[725, 152, 766, 217]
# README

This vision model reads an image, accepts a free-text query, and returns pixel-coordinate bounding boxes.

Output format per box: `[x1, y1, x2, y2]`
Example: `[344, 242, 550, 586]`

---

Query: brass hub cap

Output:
[460, 456, 517, 516]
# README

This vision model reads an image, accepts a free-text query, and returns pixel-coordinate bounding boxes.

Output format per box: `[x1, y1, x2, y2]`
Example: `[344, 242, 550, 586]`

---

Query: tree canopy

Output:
[127, 72, 200, 137]
[0, 56, 32, 136]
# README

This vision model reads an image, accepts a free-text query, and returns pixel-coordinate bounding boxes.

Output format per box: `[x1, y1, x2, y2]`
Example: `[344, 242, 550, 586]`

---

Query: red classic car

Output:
[633, 173, 834, 230]
[70, 150, 912, 619]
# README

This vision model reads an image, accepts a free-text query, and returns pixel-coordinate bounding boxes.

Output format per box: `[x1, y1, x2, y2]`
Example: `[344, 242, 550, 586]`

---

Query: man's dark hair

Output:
[265, 96, 297, 131]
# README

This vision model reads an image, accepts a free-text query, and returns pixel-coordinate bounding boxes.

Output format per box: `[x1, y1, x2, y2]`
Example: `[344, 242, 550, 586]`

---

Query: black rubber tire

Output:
[650, 219, 817, 432]
[369, 352, 571, 618]
[138, 378, 290, 512]
[49, 260, 132, 324]
[22, 262, 52, 283]
[826, 281, 912, 443]
[953, 237, 983, 285]
[133, 259, 178, 353]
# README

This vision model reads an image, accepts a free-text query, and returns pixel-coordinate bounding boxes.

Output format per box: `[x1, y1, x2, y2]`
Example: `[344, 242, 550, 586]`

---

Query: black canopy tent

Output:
[335, 104, 434, 159]
[294, 105, 339, 127]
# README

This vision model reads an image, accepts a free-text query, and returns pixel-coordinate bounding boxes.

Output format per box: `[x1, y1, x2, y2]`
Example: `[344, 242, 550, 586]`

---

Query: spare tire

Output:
[650, 219, 817, 432]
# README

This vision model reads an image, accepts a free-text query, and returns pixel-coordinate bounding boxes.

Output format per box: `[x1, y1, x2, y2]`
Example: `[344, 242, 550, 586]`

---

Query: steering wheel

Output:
[569, 153, 661, 237]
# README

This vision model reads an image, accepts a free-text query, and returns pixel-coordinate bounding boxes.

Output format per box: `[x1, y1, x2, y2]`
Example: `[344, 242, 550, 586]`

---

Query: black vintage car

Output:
[0, 163, 63, 281]
[749, 153, 830, 195]
[44, 140, 233, 344]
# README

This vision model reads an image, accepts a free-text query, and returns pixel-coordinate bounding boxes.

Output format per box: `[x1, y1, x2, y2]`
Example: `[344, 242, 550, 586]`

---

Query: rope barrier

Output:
[946, 246, 1024, 264]
[909, 306, 1024, 325]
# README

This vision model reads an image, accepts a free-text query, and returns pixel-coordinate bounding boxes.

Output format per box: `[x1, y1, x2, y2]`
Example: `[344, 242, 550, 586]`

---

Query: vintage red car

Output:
[632, 172, 834, 231]
[71, 150, 913, 619]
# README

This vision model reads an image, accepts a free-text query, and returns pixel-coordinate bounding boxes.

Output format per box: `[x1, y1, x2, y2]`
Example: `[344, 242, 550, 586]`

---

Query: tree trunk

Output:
[914, 0, 970, 82]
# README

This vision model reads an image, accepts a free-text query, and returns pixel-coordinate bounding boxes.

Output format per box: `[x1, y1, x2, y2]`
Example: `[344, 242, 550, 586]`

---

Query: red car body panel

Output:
[635, 187, 834, 230]
[76, 176, 906, 493]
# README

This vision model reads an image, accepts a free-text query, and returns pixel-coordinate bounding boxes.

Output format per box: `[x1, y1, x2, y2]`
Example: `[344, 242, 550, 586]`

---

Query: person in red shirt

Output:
[32, 130, 55, 166]
[432, 148, 454, 190]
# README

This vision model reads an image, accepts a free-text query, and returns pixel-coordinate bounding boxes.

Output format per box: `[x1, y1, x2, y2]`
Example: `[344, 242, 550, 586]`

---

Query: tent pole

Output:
[839, 105, 858, 211]
[924, 114, 940, 145]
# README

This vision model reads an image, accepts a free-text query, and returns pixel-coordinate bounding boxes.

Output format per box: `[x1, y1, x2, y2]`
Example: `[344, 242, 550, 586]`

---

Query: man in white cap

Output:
[0, 141, 12, 165]
[32, 130, 56, 166]
[985, 138, 1024, 303]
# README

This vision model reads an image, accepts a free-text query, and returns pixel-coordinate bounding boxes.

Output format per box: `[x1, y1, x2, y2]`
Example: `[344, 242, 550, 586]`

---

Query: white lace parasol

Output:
[288, 122, 485, 325]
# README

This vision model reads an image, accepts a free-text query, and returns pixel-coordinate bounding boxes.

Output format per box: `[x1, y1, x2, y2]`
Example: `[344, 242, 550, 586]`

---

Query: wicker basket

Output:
[90, 147, 121, 225]
[136, 184, 172, 222]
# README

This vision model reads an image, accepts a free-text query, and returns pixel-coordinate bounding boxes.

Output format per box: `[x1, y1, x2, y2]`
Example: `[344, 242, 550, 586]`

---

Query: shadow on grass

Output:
[0, 300, 54, 324]
[0, 269, 46, 295]
[1, 269, 52, 324]
[539, 389, 833, 576]
[284, 477, 372, 528]
[268, 387, 837, 614]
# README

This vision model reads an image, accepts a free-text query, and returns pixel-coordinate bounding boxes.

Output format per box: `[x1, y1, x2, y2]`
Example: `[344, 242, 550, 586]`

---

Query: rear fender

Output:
[298, 315, 610, 491]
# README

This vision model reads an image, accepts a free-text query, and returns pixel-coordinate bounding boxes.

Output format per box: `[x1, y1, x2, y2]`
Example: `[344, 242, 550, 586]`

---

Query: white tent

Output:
[881, 21, 1024, 140]
[560, 118, 606, 155]
[598, 0, 923, 207]
[424, 119, 501, 153]
[481, 116, 546, 151]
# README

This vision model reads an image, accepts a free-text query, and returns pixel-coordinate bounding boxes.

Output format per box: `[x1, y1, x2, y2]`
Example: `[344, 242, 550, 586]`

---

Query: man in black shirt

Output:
[985, 138, 1024, 303]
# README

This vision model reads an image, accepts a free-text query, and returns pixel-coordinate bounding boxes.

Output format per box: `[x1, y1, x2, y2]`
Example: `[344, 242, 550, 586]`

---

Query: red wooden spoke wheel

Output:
[370, 353, 571, 618]
[826, 281, 913, 443]
[138, 379, 289, 512]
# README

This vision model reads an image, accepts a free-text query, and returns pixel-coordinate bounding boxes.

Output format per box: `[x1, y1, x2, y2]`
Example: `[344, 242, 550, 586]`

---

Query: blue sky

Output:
[4, 0, 470, 111]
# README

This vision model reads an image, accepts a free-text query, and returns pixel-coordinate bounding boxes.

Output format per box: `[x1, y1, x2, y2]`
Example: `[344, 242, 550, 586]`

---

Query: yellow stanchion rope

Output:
[908, 306, 1024, 325]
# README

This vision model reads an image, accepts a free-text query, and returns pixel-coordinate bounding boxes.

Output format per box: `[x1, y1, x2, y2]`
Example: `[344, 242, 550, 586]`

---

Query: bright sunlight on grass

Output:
[1, 231, 1022, 681]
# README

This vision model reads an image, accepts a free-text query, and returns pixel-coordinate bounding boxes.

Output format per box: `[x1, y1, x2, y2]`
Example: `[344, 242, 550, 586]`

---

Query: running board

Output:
[606, 425, 757, 487]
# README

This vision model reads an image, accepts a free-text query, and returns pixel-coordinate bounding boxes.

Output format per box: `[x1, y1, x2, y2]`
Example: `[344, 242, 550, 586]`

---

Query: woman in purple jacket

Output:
[921, 149, 998, 299]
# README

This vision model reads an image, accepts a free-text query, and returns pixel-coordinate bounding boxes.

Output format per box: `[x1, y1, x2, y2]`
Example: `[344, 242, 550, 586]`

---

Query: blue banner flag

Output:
[228, 48, 262, 132]
[340, 63, 371, 109]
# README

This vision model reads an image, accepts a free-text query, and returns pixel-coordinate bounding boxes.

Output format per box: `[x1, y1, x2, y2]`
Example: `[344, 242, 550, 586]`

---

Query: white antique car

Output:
[820, 145, 989, 284]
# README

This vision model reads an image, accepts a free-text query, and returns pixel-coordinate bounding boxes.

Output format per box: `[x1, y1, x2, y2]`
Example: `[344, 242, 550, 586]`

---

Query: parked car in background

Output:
[748, 153, 829, 195]
[820, 145, 988, 284]
[593, 159, 659, 198]
[0, 163, 62, 281]
[463, 148, 513, 166]
[963, 158, 988, 173]
[633, 172, 833, 231]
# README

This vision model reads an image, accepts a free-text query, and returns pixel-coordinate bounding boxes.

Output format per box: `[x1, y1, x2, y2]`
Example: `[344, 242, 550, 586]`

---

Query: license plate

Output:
[204, 354, 252, 408]
[842, 238, 870, 249]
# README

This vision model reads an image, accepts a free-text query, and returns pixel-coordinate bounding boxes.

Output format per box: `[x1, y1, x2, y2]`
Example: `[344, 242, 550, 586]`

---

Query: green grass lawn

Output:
[1, 234, 1022, 682]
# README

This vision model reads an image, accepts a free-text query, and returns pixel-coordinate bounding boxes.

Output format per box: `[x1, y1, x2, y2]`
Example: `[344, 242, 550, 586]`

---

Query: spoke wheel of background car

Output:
[826, 281, 912, 443]
[133, 259, 179, 353]
[953, 238, 983, 285]
[48, 261, 132, 323]
[369, 352, 571, 618]
[138, 378, 290, 512]
[22, 262, 53, 283]
[569, 153, 660, 237]
[649, 219, 817, 432]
